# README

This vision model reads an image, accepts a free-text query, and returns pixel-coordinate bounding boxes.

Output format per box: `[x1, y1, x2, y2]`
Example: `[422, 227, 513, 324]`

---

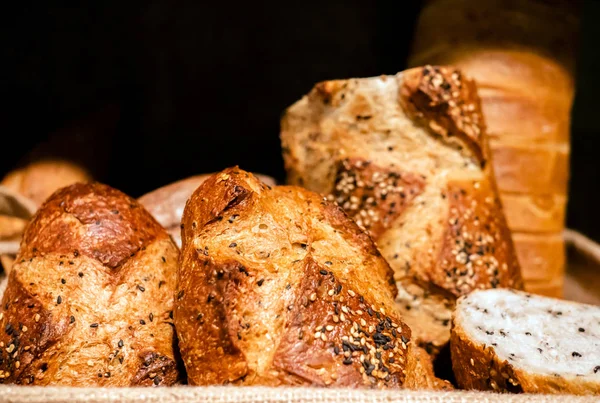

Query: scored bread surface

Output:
[175, 167, 451, 389]
[451, 288, 600, 395]
[0, 183, 180, 386]
[280, 66, 522, 354]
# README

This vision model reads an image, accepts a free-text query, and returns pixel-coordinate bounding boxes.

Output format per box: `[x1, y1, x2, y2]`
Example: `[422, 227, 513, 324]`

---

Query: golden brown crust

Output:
[400, 65, 487, 166]
[139, 174, 276, 248]
[0, 183, 181, 386]
[176, 167, 443, 388]
[22, 183, 165, 270]
[435, 179, 522, 296]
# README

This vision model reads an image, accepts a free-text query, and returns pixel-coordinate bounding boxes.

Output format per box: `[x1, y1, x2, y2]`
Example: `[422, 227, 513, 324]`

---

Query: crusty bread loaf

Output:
[1, 160, 91, 207]
[408, 0, 580, 297]
[0, 160, 91, 275]
[139, 174, 276, 248]
[0, 183, 181, 386]
[175, 167, 451, 389]
[280, 66, 523, 355]
[451, 288, 600, 395]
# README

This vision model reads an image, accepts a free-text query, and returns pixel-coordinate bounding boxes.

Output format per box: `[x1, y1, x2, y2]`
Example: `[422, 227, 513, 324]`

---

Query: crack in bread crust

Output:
[176, 168, 449, 389]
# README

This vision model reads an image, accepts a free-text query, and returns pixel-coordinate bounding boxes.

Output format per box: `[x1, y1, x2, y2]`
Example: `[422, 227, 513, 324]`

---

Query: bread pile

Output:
[408, 0, 580, 297]
[0, 66, 597, 395]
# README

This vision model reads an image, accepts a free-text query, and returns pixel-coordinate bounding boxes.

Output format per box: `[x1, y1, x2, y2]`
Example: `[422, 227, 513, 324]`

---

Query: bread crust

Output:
[139, 174, 276, 248]
[1, 160, 91, 207]
[281, 66, 522, 355]
[176, 168, 450, 389]
[0, 183, 181, 386]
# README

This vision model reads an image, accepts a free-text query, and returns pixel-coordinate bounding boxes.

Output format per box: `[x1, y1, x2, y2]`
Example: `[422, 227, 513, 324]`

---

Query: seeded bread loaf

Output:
[408, 0, 580, 297]
[0, 183, 181, 386]
[139, 174, 276, 248]
[175, 167, 451, 389]
[280, 66, 523, 355]
[451, 288, 600, 395]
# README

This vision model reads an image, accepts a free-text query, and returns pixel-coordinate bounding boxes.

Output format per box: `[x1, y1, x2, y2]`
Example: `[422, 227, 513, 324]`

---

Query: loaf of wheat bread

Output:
[281, 66, 523, 355]
[451, 288, 600, 395]
[0, 183, 181, 386]
[139, 173, 276, 248]
[175, 167, 451, 389]
[408, 0, 580, 297]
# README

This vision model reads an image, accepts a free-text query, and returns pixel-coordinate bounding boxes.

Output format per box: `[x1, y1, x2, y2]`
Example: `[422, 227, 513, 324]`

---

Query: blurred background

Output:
[1, 0, 599, 240]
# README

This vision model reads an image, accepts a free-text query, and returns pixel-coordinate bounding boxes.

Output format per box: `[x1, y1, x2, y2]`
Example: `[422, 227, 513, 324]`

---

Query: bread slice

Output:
[451, 288, 600, 395]
[176, 167, 451, 389]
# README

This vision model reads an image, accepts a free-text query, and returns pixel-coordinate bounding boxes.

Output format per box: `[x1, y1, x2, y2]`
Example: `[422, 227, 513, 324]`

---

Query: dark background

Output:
[2, 1, 599, 239]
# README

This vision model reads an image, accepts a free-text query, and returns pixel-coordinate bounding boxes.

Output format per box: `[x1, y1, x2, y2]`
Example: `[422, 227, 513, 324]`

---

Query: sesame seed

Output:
[57, 296, 62, 304]
[118, 340, 124, 348]
[34, 314, 40, 322]
[6, 344, 15, 353]
[87, 360, 94, 367]
[326, 325, 334, 331]
[90, 323, 99, 328]
[348, 290, 356, 297]
[309, 293, 317, 301]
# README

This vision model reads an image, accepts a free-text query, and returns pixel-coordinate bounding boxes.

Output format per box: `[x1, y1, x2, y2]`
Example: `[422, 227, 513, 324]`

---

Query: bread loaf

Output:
[0, 160, 92, 275]
[280, 66, 523, 354]
[408, 0, 580, 297]
[0, 183, 181, 386]
[451, 288, 600, 395]
[175, 167, 451, 389]
[1, 160, 91, 207]
[139, 174, 276, 248]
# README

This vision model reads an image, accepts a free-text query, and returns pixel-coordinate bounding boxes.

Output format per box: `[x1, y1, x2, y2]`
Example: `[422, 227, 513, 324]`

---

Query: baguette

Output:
[0, 183, 181, 386]
[451, 288, 600, 395]
[280, 66, 523, 354]
[175, 167, 451, 389]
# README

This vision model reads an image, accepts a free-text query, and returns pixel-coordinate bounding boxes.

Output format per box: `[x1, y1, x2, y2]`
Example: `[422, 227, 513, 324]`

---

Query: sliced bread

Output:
[451, 288, 600, 395]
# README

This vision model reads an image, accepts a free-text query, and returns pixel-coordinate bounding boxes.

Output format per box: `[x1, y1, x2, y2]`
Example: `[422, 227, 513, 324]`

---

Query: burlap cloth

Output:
[0, 188, 599, 402]
[0, 386, 597, 403]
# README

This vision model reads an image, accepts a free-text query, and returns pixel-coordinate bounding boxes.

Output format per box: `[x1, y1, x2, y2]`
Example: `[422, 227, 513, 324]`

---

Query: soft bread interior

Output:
[455, 289, 600, 378]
